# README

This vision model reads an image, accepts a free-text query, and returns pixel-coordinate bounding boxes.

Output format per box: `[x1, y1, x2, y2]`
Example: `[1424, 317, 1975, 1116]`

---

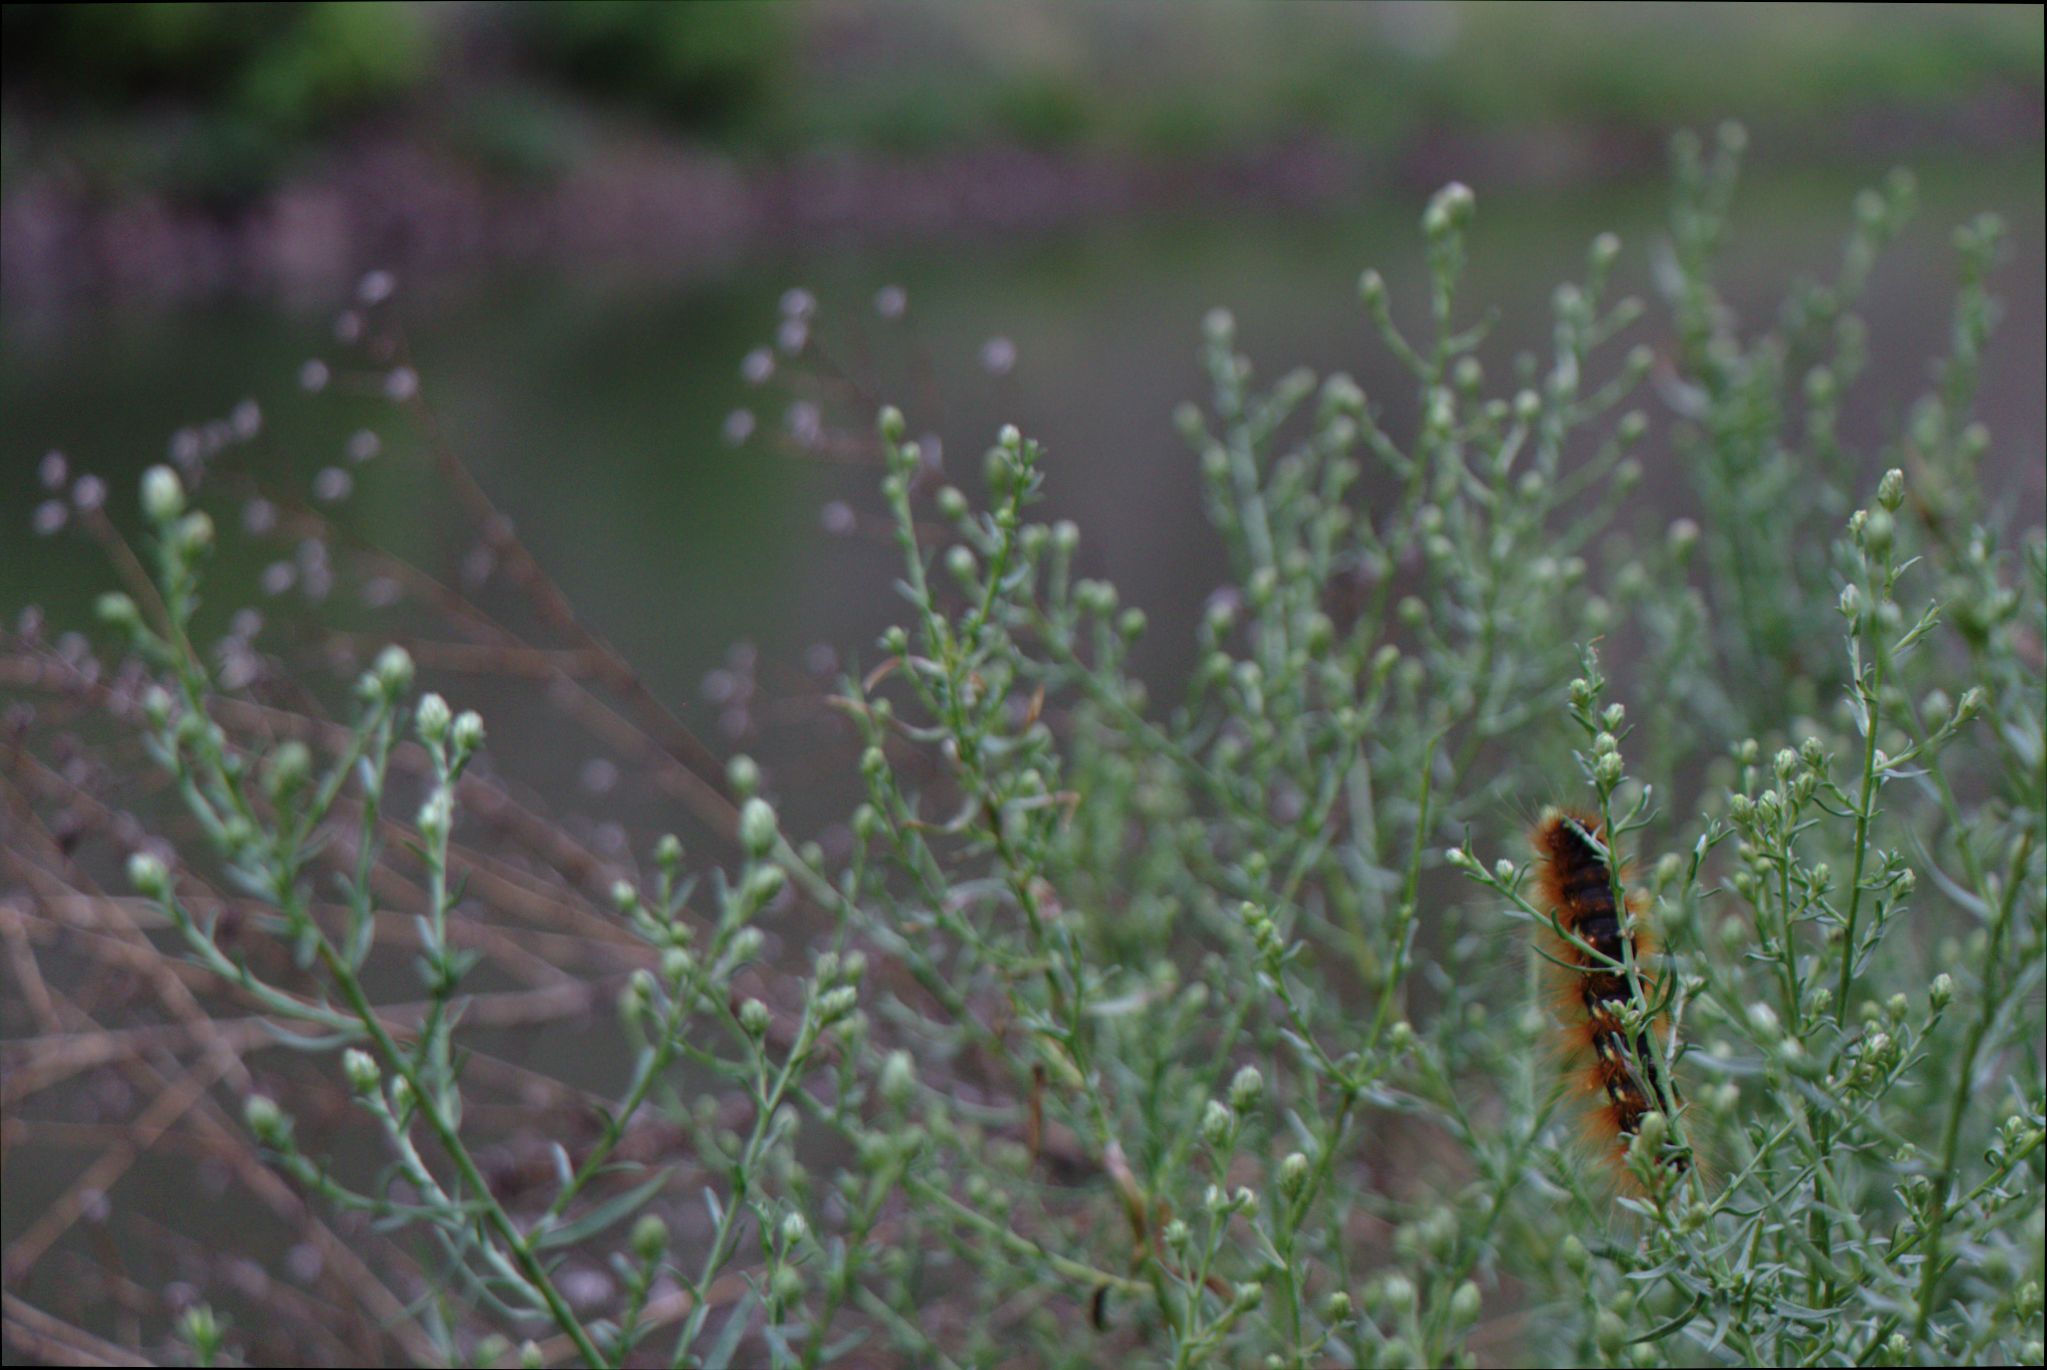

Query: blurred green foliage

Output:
[510, 1, 787, 135]
[1, 2, 2038, 203]
[2, 1, 431, 197]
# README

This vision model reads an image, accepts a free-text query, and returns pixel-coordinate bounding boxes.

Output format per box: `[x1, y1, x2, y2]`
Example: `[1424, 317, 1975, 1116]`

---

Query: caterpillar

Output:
[1531, 806, 1685, 1172]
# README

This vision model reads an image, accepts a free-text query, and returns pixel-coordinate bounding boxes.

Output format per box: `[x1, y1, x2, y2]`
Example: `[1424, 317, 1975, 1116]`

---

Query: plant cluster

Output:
[3, 126, 2041, 1367]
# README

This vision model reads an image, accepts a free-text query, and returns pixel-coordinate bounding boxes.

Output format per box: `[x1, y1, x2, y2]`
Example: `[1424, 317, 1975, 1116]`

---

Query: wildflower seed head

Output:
[727, 754, 761, 798]
[1861, 509, 1895, 558]
[1877, 467, 1905, 511]
[1450, 1280, 1481, 1327]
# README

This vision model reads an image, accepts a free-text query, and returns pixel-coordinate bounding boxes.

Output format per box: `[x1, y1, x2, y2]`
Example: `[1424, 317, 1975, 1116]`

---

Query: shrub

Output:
[5, 126, 2041, 1367]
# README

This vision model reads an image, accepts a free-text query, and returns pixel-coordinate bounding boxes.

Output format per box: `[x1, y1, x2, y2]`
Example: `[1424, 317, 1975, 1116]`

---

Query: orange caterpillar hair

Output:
[1530, 806, 1684, 1172]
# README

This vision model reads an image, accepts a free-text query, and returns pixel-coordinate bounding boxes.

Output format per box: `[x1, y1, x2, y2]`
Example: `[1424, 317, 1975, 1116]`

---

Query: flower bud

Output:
[450, 710, 485, 753]
[880, 1049, 916, 1107]
[1595, 1309, 1627, 1357]
[1424, 181, 1476, 237]
[1928, 973, 1954, 1011]
[631, 1214, 668, 1262]
[342, 1048, 380, 1094]
[1450, 1280, 1482, 1327]
[127, 851, 170, 900]
[1228, 1065, 1264, 1113]
[416, 790, 452, 843]
[1201, 1099, 1233, 1149]
[656, 833, 684, 871]
[141, 465, 185, 523]
[744, 864, 788, 906]
[739, 797, 779, 859]
[415, 693, 451, 744]
[373, 645, 415, 699]
[244, 1095, 289, 1146]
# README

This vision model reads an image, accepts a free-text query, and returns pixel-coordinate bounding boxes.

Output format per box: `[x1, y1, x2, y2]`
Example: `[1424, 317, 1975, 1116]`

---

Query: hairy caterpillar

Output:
[1531, 806, 1684, 1171]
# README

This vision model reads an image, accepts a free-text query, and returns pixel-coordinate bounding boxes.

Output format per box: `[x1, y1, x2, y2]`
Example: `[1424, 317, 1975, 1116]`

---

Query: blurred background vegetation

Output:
[3, 2, 2039, 201]
[4, 0, 2040, 732]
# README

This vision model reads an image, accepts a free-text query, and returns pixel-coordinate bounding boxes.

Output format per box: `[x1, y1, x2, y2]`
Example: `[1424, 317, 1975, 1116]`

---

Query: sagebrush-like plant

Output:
[5, 125, 2040, 1368]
